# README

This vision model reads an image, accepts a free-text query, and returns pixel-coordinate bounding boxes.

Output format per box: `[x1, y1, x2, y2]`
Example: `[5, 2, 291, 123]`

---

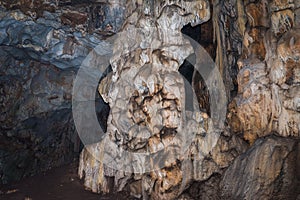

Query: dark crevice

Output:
[95, 65, 112, 134]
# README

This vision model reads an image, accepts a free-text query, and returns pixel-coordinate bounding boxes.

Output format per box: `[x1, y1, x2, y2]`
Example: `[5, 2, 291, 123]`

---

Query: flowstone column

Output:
[78, 1, 219, 199]
[228, 0, 300, 144]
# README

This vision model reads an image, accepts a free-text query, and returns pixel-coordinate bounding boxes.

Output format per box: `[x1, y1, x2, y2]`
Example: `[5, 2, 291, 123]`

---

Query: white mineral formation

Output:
[78, 1, 226, 199]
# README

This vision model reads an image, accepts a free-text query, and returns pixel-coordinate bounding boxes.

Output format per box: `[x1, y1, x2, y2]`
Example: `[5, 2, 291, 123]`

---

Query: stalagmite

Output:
[78, 0, 227, 199]
[0, 0, 299, 199]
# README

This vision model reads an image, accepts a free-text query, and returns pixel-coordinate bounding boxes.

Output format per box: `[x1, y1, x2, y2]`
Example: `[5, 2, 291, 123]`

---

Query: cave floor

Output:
[0, 161, 132, 200]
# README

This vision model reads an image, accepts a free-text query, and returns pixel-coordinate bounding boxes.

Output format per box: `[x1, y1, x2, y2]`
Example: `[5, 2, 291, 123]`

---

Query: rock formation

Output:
[224, 0, 300, 198]
[228, 0, 300, 144]
[220, 136, 300, 200]
[78, 0, 242, 199]
[0, 0, 114, 183]
[78, 1, 223, 199]
[0, 0, 299, 199]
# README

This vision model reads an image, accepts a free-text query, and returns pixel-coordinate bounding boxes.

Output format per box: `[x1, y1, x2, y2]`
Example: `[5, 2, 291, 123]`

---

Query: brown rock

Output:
[244, 28, 266, 60]
[269, 0, 294, 12]
[220, 136, 300, 200]
[277, 29, 300, 62]
[294, 8, 300, 27]
[271, 9, 294, 36]
[61, 10, 88, 27]
[0, 0, 55, 17]
[246, 3, 269, 27]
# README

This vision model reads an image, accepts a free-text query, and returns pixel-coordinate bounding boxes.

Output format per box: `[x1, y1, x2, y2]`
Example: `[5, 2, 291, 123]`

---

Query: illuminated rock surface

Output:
[0, 0, 299, 199]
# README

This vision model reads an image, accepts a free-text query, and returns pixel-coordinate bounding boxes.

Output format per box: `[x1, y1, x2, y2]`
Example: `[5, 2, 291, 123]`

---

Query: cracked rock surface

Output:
[0, 1, 113, 184]
[0, 0, 299, 199]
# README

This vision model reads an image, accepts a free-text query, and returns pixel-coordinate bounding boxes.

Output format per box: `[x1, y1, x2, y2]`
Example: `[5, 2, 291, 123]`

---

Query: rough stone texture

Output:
[220, 136, 300, 200]
[224, 0, 300, 198]
[0, 49, 77, 184]
[0, 2, 111, 184]
[78, 1, 238, 199]
[185, 173, 222, 200]
[78, 0, 300, 199]
[0, 0, 126, 34]
[0, 6, 116, 69]
[228, 0, 300, 144]
[213, 0, 244, 99]
[0, 0, 299, 199]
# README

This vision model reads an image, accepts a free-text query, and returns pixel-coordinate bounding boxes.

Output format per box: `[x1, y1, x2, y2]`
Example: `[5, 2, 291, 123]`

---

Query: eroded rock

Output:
[220, 136, 300, 200]
[0, 3, 114, 183]
[78, 1, 231, 199]
[229, 0, 300, 144]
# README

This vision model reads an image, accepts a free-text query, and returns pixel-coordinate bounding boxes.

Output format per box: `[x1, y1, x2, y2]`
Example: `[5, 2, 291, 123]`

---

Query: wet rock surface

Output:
[180, 135, 300, 200]
[78, 0, 246, 199]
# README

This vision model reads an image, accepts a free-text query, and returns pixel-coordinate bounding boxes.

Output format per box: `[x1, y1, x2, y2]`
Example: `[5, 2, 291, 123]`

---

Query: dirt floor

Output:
[0, 161, 133, 200]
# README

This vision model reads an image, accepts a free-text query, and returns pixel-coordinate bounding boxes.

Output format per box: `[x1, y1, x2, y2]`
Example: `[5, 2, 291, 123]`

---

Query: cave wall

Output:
[0, 0, 114, 184]
[78, 0, 300, 199]
[0, 0, 299, 199]
[228, 0, 300, 143]
[221, 0, 300, 198]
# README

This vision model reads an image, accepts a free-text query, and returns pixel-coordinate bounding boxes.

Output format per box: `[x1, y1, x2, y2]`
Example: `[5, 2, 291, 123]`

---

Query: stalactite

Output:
[78, 1, 236, 199]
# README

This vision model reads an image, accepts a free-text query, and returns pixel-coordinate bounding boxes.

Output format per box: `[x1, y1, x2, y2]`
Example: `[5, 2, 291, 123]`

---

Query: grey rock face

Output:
[0, 1, 299, 200]
[0, 46, 78, 183]
[220, 136, 300, 200]
[0, 4, 111, 184]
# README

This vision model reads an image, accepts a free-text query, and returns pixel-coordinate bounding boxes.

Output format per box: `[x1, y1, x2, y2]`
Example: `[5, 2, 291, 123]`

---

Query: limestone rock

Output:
[229, 0, 300, 143]
[269, 0, 294, 12]
[220, 136, 300, 200]
[0, 4, 114, 183]
[61, 10, 88, 27]
[78, 1, 232, 199]
[1, 0, 299, 199]
[246, 3, 269, 27]
[271, 9, 294, 36]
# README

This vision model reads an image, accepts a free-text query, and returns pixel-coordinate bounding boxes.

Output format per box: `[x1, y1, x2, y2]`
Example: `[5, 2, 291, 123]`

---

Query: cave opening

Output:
[179, 18, 217, 116]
